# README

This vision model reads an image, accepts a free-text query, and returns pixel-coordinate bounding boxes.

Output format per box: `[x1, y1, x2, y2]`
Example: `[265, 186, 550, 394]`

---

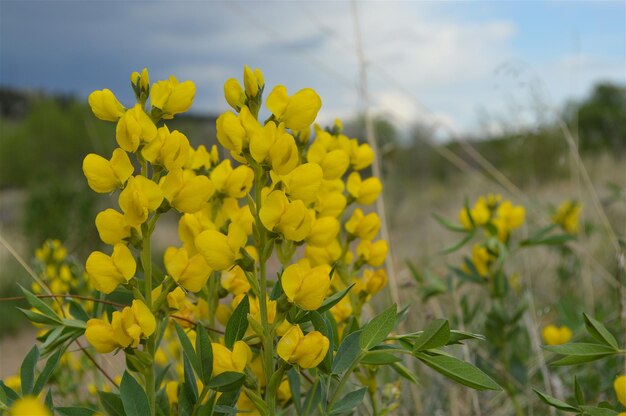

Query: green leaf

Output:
[288, 368, 302, 415]
[390, 362, 419, 384]
[317, 284, 355, 314]
[68, 300, 90, 321]
[302, 379, 321, 416]
[448, 330, 486, 344]
[441, 230, 475, 254]
[20, 345, 39, 395]
[120, 372, 151, 416]
[579, 406, 619, 416]
[332, 330, 362, 375]
[173, 321, 201, 376]
[544, 343, 617, 365]
[33, 349, 62, 395]
[584, 313, 618, 349]
[206, 372, 244, 392]
[224, 295, 249, 349]
[329, 388, 367, 415]
[18, 308, 61, 326]
[55, 407, 97, 416]
[360, 304, 397, 350]
[19, 285, 61, 323]
[533, 389, 579, 412]
[413, 319, 450, 351]
[521, 233, 576, 247]
[416, 353, 501, 391]
[98, 391, 125, 416]
[196, 325, 213, 385]
[574, 376, 584, 405]
[433, 213, 468, 233]
[360, 350, 402, 365]
[183, 354, 198, 404]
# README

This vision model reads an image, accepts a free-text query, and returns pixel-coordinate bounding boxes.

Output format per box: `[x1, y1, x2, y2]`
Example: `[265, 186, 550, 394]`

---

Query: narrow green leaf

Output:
[196, 325, 213, 385]
[413, 319, 450, 352]
[120, 372, 151, 416]
[329, 388, 367, 415]
[584, 313, 619, 350]
[390, 362, 419, 384]
[448, 330, 485, 344]
[173, 321, 201, 376]
[360, 304, 397, 350]
[317, 284, 355, 314]
[33, 349, 62, 395]
[440, 230, 475, 254]
[20, 345, 40, 395]
[224, 295, 249, 349]
[302, 379, 321, 416]
[332, 330, 362, 375]
[96, 391, 117, 414]
[360, 350, 402, 365]
[433, 213, 468, 233]
[183, 354, 198, 403]
[68, 300, 90, 322]
[544, 343, 616, 366]
[18, 308, 61, 326]
[19, 285, 61, 323]
[574, 376, 584, 405]
[288, 368, 302, 415]
[416, 353, 501, 391]
[579, 406, 619, 416]
[55, 407, 97, 416]
[206, 372, 244, 392]
[533, 389, 579, 412]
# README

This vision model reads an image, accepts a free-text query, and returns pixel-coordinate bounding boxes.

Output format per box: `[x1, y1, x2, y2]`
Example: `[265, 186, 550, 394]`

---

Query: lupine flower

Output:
[118, 175, 164, 227]
[160, 169, 215, 214]
[95, 208, 132, 245]
[8, 396, 51, 416]
[224, 78, 246, 111]
[142, 126, 191, 170]
[553, 200, 582, 234]
[615, 375, 626, 407]
[266, 85, 322, 131]
[356, 239, 388, 267]
[346, 172, 382, 205]
[212, 340, 252, 376]
[151, 76, 196, 119]
[210, 159, 254, 199]
[115, 104, 157, 152]
[195, 223, 247, 271]
[164, 246, 212, 292]
[345, 209, 381, 241]
[541, 324, 573, 346]
[281, 262, 331, 310]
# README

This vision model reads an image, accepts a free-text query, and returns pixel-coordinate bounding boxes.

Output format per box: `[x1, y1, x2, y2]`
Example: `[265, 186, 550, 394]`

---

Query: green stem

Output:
[368, 387, 379, 416]
[141, 219, 155, 415]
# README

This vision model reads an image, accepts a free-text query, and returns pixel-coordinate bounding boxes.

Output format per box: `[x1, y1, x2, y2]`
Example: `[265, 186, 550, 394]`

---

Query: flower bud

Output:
[224, 78, 246, 111]
[243, 65, 259, 98]
[131, 67, 150, 102]
[88, 89, 125, 122]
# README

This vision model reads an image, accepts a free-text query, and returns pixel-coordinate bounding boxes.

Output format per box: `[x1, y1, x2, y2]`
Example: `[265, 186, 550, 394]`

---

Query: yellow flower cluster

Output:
[32, 239, 81, 295]
[552, 200, 582, 234]
[459, 194, 525, 242]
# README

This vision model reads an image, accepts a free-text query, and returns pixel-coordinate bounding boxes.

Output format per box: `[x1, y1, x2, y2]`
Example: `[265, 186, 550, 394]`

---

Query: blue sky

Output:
[1, 1, 624, 136]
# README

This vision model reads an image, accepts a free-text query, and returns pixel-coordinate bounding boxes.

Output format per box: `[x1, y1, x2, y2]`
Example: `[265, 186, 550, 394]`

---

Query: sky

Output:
[1, 1, 624, 137]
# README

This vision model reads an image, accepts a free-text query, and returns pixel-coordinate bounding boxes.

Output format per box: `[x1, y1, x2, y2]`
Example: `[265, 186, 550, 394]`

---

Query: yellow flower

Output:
[160, 169, 215, 214]
[142, 126, 190, 170]
[349, 140, 375, 170]
[195, 223, 247, 271]
[553, 200, 582, 234]
[306, 216, 340, 247]
[85, 316, 118, 353]
[307, 142, 350, 180]
[131, 68, 150, 100]
[212, 341, 252, 376]
[243, 65, 264, 98]
[281, 262, 331, 310]
[178, 209, 216, 255]
[164, 246, 212, 292]
[279, 163, 324, 204]
[236, 392, 261, 416]
[186, 144, 218, 171]
[493, 201, 525, 240]
[115, 104, 157, 152]
[330, 295, 353, 324]
[467, 244, 492, 278]
[315, 191, 347, 218]
[266, 85, 322, 131]
[615, 375, 626, 407]
[118, 175, 164, 227]
[358, 269, 388, 297]
[221, 265, 250, 296]
[210, 159, 254, 199]
[356, 239, 388, 267]
[86, 244, 136, 294]
[166, 381, 179, 405]
[88, 89, 125, 122]
[268, 128, 299, 175]
[277, 325, 329, 369]
[305, 240, 343, 266]
[224, 78, 246, 111]
[8, 396, 51, 416]
[151, 76, 196, 119]
[4, 374, 21, 392]
[82, 148, 134, 193]
[109, 300, 156, 349]
[95, 208, 132, 245]
[260, 190, 314, 242]
[345, 209, 381, 241]
[346, 172, 382, 205]
[216, 111, 246, 154]
[459, 198, 491, 229]
[541, 325, 572, 346]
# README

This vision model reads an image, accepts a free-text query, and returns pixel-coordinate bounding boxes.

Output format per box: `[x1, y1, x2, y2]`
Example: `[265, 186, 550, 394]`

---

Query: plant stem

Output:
[141, 220, 156, 416]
